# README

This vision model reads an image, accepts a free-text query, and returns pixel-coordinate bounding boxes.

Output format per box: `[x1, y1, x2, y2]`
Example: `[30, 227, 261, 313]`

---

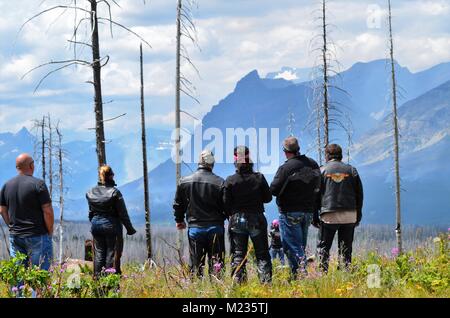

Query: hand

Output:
[176, 222, 186, 230]
[127, 228, 137, 235]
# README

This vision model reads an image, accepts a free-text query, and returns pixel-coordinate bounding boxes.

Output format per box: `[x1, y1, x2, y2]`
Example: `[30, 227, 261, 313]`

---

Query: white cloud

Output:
[0, 0, 449, 137]
[0, 54, 38, 82]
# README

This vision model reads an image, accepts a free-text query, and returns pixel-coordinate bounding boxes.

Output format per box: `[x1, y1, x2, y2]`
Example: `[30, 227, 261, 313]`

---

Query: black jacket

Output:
[86, 182, 136, 235]
[270, 155, 321, 213]
[173, 167, 226, 227]
[269, 228, 282, 249]
[224, 171, 272, 215]
[319, 160, 363, 223]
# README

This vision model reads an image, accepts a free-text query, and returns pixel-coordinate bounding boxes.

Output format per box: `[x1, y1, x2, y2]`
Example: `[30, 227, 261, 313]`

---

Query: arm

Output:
[0, 205, 9, 226]
[114, 191, 136, 235]
[269, 166, 286, 197]
[260, 174, 272, 203]
[313, 169, 325, 228]
[42, 203, 54, 235]
[173, 183, 187, 229]
[37, 181, 53, 235]
[223, 179, 233, 217]
[86, 193, 94, 222]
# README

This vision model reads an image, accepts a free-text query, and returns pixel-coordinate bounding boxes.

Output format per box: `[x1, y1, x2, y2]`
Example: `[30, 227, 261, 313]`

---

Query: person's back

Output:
[173, 150, 226, 277]
[224, 146, 272, 284]
[174, 167, 225, 227]
[320, 160, 362, 216]
[270, 154, 320, 212]
[269, 226, 282, 249]
[0, 153, 54, 279]
[224, 171, 272, 214]
[270, 137, 321, 279]
[1, 175, 49, 237]
[316, 144, 363, 273]
[86, 165, 136, 277]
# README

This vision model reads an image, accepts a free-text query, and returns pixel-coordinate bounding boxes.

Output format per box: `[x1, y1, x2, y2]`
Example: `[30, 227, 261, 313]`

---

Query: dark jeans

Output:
[270, 247, 285, 265]
[317, 222, 355, 272]
[279, 212, 312, 277]
[91, 216, 119, 276]
[229, 213, 272, 284]
[188, 225, 225, 278]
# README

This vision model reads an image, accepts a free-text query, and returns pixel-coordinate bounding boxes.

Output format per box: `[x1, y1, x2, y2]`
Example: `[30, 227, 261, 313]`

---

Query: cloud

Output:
[0, 0, 449, 138]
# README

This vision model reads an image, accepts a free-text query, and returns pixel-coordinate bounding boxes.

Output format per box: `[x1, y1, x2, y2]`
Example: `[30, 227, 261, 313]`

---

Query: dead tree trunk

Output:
[90, 0, 107, 169]
[175, 0, 182, 186]
[41, 116, 46, 183]
[56, 125, 64, 264]
[175, 0, 184, 253]
[321, 0, 330, 148]
[47, 114, 53, 199]
[316, 102, 323, 165]
[140, 43, 152, 261]
[388, 0, 402, 254]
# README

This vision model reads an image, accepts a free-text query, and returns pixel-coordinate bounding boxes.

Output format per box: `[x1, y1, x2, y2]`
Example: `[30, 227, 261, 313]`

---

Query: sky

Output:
[0, 0, 449, 141]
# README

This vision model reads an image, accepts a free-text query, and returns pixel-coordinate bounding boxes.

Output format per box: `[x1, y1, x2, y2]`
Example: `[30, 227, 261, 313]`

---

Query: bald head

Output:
[16, 153, 34, 175]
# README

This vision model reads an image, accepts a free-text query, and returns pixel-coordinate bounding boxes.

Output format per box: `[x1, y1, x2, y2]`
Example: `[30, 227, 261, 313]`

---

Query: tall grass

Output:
[0, 223, 445, 264]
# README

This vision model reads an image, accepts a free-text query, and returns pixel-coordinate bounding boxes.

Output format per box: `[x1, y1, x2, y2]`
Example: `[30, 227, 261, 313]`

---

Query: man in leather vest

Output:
[270, 137, 321, 279]
[314, 144, 363, 272]
[173, 150, 227, 278]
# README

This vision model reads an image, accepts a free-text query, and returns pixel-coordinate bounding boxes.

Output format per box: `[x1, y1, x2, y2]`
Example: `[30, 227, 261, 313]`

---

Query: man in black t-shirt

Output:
[0, 153, 54, 272]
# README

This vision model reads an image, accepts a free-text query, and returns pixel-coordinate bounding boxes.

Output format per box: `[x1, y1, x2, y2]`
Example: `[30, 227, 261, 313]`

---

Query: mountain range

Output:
[0, 58, 449, 225]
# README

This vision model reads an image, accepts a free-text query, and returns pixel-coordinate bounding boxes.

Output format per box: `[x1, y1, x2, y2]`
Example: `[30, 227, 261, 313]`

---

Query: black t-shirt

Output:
[0, 174, 51, 237]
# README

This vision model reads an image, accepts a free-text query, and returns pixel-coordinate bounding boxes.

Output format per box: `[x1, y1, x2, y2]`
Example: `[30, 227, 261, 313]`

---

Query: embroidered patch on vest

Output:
[326, 173, 350, 183]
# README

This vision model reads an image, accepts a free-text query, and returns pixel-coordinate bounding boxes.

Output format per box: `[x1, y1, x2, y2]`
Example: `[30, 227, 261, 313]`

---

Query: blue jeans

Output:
[279, 212, 312, 276]
[270, 247, 285, 265]
[10, 234, 53, 271]
[188, 225, 225, 277]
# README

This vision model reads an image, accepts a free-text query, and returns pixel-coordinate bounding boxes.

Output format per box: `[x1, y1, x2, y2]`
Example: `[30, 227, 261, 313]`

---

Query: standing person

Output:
[314, 144, 363, 273]
[270, 137, 321, 279]
[224, 146, 273, 284]
[269, 219, 285, 266]
[0, 154, 54, 272]
[173, 150, 226, 278]
[86, 165, 136, 277]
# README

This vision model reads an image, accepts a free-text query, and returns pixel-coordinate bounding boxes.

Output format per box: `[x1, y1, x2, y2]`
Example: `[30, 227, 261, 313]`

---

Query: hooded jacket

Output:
[86, 181, 136, 235]
[224, 170, 272, 215]
[270, 155, 321, 213]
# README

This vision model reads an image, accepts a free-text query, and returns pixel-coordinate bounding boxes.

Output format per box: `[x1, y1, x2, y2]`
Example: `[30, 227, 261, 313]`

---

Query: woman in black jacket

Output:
[224, 146, 273, 283]
[86, 165, 136, 277]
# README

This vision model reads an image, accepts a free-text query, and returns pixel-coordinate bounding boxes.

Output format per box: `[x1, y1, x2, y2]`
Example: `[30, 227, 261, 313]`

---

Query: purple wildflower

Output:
[213, 262, 222, 273]
[19, 285, 25, 290]
[11, 287, 19, 293]
[105, 268, 116, 274]
[391, 247, 399, 257]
